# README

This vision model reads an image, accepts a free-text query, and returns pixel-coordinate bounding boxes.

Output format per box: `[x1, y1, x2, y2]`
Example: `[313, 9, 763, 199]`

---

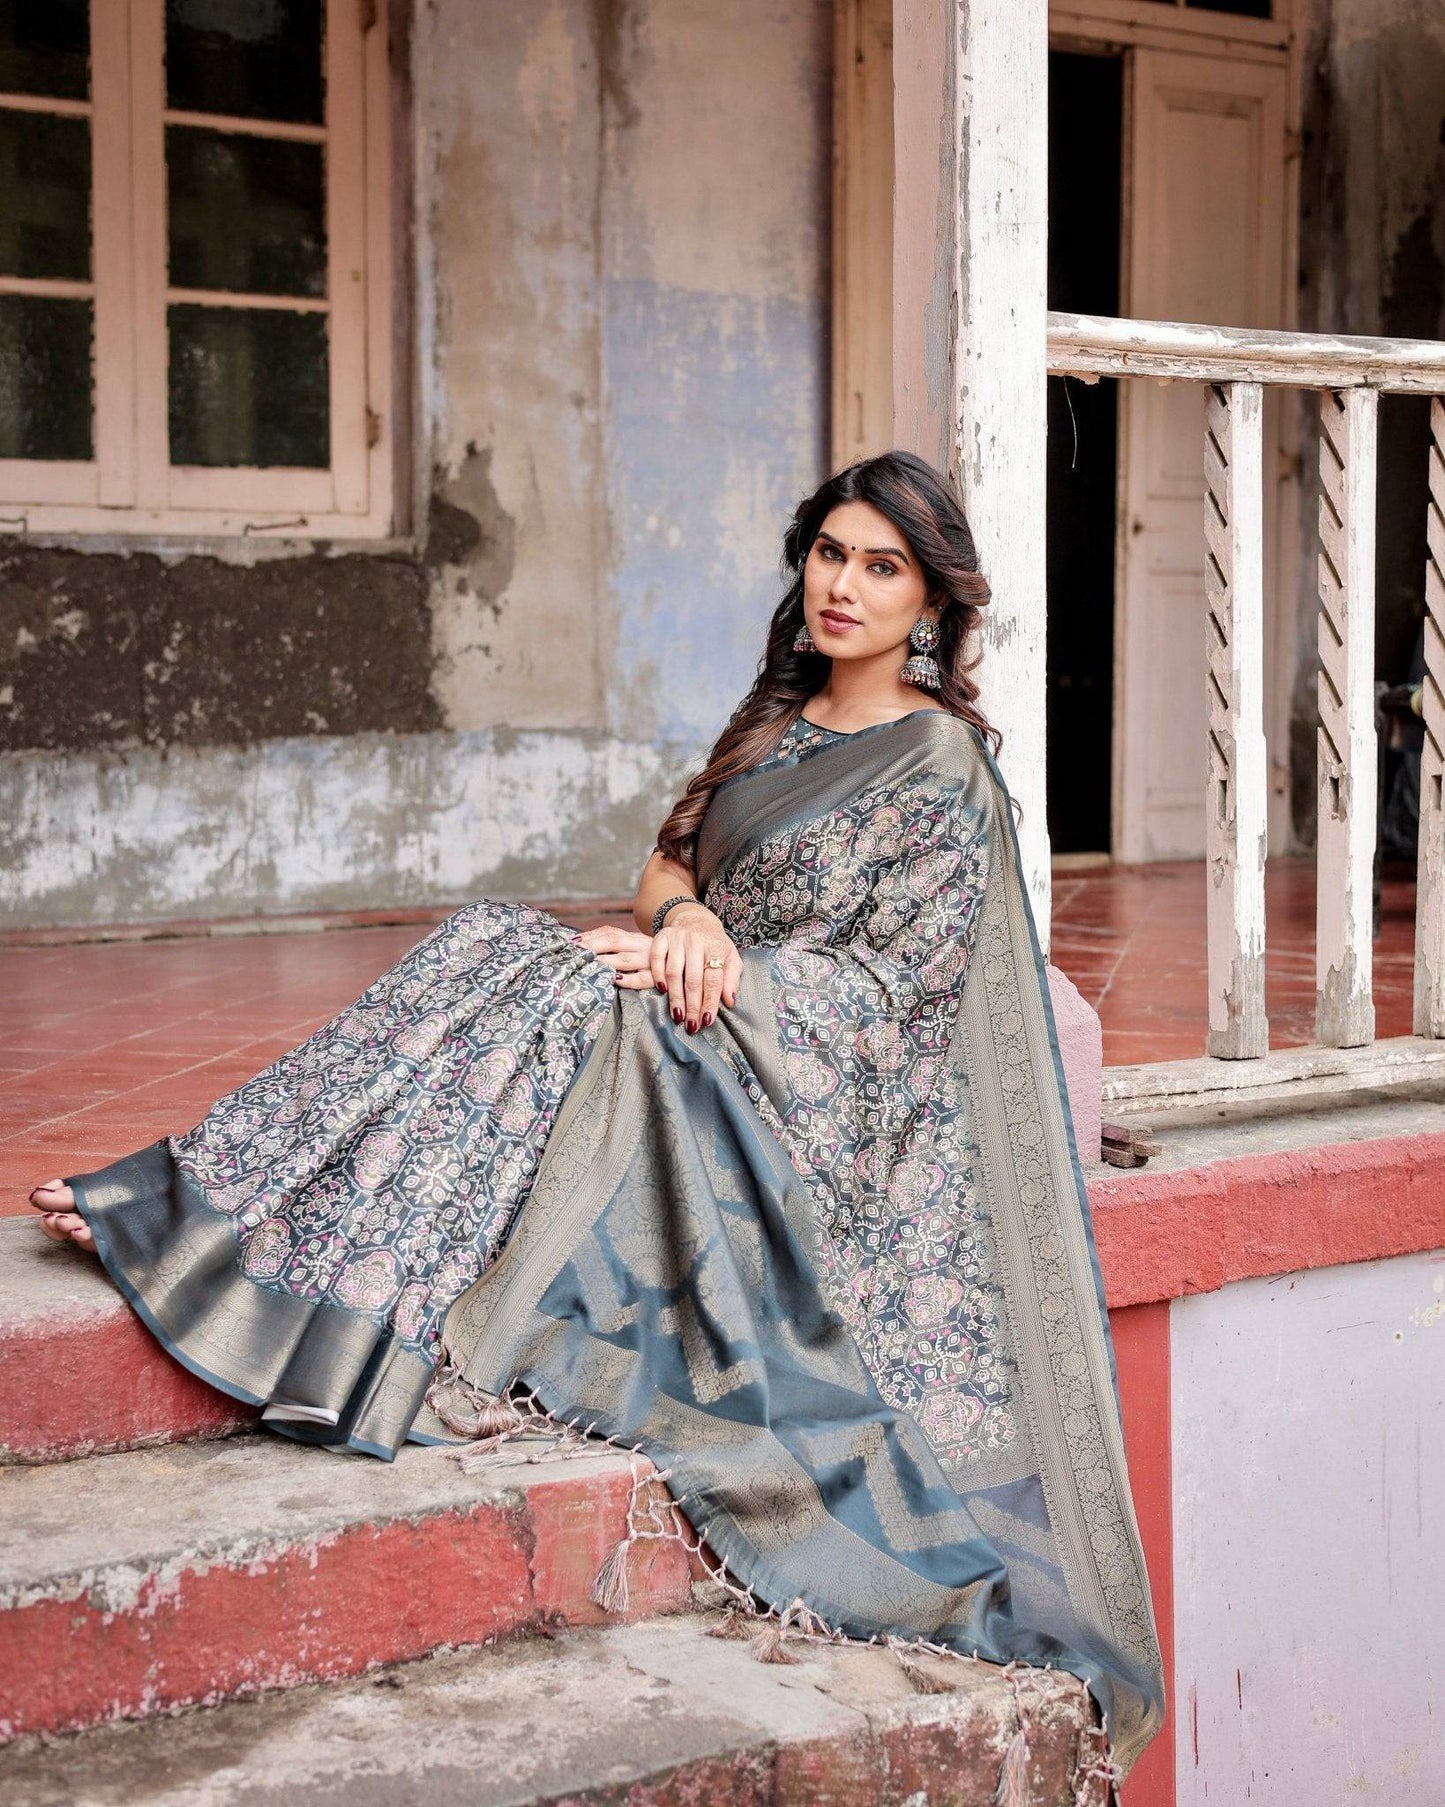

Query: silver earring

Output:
[900, 615, 941, 691]
[793, 620, 818, 654]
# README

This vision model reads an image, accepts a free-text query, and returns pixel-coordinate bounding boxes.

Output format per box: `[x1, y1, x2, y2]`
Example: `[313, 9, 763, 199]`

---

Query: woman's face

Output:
[801, 500, 933, 666]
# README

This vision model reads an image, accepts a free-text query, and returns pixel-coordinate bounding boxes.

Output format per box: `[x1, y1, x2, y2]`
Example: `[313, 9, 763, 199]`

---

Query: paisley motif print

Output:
[172, 901, 615, 1359]
[705, 716, 1020, 1472]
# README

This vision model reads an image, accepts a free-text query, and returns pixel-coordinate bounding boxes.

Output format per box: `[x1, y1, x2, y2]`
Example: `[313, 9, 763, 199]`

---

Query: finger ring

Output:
[704, 956, 725, 969]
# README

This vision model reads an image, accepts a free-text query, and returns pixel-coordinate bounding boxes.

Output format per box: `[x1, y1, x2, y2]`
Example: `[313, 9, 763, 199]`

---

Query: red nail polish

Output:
[672, 1007, 683, 1023]
[656, 982, 668, 993]
[703, 1012, 714, 1028]
[686, 1018, 697, 1033]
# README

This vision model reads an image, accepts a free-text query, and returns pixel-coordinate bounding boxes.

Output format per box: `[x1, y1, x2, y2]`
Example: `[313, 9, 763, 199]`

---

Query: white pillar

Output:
[892, 0, 1052, 943]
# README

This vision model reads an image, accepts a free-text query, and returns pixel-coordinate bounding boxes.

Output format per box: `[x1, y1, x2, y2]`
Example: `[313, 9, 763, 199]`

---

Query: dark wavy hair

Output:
[654, 450, 998, 865]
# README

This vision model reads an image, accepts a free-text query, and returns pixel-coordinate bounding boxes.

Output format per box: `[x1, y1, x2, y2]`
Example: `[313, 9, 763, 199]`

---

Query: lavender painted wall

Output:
[1171, 1252, 1445, 1804]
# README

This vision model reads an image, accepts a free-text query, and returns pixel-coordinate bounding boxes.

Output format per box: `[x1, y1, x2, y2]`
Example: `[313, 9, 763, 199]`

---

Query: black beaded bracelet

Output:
[650, 894, 696, 935]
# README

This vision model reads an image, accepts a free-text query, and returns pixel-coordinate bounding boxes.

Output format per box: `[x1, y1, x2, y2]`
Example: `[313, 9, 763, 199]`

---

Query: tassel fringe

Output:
[995, 1725, 1032, 1807]
[590, 1539, 633, 1615]
[749, 1623, 800, 1665]
[895, 1652, 960, 1696]
[435, 1357, 1122, 1803]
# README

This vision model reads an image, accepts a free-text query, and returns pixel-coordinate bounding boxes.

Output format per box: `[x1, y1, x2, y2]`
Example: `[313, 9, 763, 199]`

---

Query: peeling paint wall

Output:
[1291, 0, 1445, 842]
[0, 0, 830, 926]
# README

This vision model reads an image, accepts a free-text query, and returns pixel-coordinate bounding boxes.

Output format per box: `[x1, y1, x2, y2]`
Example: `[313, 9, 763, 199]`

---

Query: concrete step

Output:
[0, 1613, 1105, 1807]
[0, 1219, 255, 1462]
[0, 1434, 695, 1742]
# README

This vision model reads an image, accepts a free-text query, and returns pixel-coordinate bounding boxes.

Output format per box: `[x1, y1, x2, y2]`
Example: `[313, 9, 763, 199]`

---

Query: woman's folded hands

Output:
[578, 903, 741, 1032]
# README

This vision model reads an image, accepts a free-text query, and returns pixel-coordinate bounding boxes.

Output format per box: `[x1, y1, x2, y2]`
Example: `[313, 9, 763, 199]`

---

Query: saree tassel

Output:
[1070, 1721, 1120, 1806]
[591, 1536, 636, 1614]
[425, 1366, 531, 1442]
[994, 1723, 1033, 1807]
[895, 1651, 960, 1696]
[706, 1608, 756, 1641]
[749, 1622, 800, 1665]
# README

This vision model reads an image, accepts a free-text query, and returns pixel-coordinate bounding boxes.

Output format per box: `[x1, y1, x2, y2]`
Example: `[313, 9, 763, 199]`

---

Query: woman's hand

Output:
[649, 903, 742, 1031]
[576, 924, 656, 988]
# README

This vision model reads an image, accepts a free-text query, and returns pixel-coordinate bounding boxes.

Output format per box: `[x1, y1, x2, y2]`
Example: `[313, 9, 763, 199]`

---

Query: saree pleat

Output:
[69, 708, 1163, 1775]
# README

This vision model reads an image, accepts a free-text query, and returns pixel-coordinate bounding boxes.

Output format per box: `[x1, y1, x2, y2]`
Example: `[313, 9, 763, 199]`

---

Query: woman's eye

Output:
[870, 562, 896, 577]
[819, 544, 841, 560]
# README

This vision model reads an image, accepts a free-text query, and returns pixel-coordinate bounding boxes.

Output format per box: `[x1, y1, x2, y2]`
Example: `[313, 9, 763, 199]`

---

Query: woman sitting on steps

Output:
[29, 450, 1163, 1783]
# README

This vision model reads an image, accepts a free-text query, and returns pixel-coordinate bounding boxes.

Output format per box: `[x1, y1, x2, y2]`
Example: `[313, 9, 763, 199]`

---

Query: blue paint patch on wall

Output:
[602, 276, 827, 750]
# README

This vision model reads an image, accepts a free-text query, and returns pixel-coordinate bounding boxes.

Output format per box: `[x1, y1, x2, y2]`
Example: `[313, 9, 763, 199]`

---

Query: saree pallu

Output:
[70, 708, 1163, 1776]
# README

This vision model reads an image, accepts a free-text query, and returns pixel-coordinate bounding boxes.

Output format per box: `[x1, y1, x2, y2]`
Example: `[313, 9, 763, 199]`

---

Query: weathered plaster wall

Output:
[421, 1, 608, 734]
[3, 728, 678, 925]
[0, 0, 830, 927]
[1291, 0, 1445, 839]
[596, 4, 831, 742]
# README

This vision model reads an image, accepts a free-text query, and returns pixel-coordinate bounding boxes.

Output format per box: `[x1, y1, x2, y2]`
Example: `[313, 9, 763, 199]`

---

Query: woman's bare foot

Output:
[28, 1181, 95, 1252]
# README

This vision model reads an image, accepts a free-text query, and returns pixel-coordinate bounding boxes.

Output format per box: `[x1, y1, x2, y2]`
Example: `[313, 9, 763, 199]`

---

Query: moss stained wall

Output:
[1, 0, 831, 926]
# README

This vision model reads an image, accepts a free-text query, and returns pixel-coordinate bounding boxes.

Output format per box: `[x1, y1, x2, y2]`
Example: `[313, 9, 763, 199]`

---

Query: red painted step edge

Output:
[1091, 1128, 1445, 1309]
[0, 1303, 255, 1462]
[0, 1463, 694, 1741]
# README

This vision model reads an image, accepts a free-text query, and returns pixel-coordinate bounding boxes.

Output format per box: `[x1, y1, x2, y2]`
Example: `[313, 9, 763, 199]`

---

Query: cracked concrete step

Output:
[0, 1434, 695, 1742]
[0, 1219, 255, 1463]
[0, 1613, 1105, 1807]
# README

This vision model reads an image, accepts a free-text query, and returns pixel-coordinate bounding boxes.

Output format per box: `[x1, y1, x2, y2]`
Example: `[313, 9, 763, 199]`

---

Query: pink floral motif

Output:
[920, 1391, 984, 1448]
[463, 1047, 515, 1104]
[783, 1050, 840, 1105]
[241, 1218, 292, 1279]
[393, 1282, 430, 1343]
[903, 1272, 965, 1326]
[354, 1129, 407, 1191]
[332, 1248, 402, 1312]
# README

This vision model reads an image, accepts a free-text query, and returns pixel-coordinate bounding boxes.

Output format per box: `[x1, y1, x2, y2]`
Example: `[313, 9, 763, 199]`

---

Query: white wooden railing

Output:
[1046, 312, 1445, 1093]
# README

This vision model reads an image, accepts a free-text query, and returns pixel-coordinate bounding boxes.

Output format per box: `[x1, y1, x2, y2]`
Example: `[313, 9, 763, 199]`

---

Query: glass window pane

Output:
[169, 304, 328, 467]
[168, 125, 325, 298]
[0, 0, 89, 101]
[166, 0, 324, 125]
[0, 109, 90, 280]
[1186, 0, 1272, 14]
[0, 293, 92, 460]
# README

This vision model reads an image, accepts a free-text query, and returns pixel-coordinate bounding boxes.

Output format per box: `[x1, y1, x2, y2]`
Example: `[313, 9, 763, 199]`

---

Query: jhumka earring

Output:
[900, 615, 942, 691]
[793, 620, 818, 654]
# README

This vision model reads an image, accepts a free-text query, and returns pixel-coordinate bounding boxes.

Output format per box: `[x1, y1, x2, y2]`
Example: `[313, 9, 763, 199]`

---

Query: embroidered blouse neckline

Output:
[796, 707, 950, 740]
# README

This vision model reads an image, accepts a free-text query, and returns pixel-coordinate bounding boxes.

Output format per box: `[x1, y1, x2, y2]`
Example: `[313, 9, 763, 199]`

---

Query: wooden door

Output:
[1115, 48, 1289, 861]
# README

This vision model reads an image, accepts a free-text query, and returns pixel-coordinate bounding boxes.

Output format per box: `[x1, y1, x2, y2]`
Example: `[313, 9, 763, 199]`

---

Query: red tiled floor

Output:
[0, 868, 1420, 1215]
[1052, 856, 1416, 1063]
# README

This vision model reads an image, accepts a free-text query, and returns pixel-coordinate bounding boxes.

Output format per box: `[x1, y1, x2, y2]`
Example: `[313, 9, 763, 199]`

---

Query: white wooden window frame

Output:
[0, 0, 393, 540]
[1048, 0, 1293, 56]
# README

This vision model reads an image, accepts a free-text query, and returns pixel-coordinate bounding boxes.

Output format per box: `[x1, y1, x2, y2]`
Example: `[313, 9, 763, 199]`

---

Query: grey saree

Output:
[69, 706, 1163, 1776]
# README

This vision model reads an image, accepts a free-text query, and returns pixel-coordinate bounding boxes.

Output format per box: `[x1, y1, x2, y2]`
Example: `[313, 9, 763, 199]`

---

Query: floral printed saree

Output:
[70, 706, 1163, 1776]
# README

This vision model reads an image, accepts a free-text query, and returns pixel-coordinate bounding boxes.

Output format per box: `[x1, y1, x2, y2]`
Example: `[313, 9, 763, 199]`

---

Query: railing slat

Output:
[1203, 382, 1269, 1058]
[1415, 396, 1445, 1037]
[1315, 387, 1378, 1048]
[1048, 311, 1445, 392]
